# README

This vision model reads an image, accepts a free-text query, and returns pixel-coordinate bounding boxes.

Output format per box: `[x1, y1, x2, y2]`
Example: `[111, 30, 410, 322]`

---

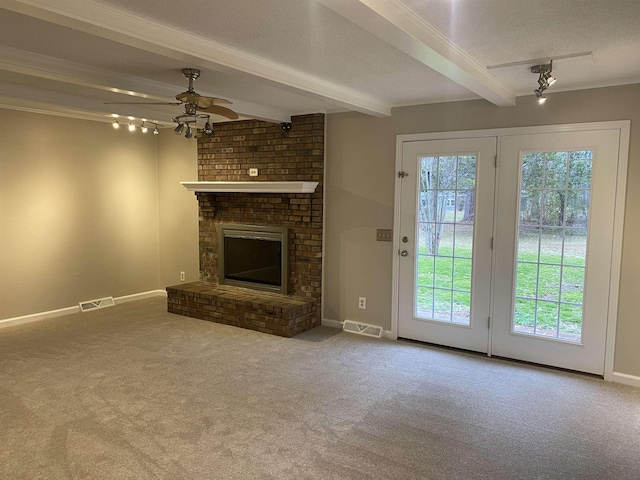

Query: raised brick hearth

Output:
[167, 282, 317, 337]
[167, 113, 324, 336]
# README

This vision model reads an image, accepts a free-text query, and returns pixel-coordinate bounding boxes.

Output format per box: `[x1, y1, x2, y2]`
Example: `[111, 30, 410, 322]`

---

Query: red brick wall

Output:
[195, 114, 324, 316]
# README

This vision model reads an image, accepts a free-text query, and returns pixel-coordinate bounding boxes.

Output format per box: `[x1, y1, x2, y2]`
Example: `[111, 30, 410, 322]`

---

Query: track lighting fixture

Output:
[531, 60, 556, 105]
[110, 116, 162, 135]
[281, 122, 292, 132]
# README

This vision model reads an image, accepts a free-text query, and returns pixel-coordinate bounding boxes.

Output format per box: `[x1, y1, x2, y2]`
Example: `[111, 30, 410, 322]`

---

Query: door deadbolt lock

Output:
[402, 236, 409, 243]
[400, 250, 408, 257]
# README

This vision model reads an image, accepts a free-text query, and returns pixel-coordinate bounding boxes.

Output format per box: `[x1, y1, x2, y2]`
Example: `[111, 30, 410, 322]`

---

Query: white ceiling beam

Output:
[0, 0, 392, 117]
[0, 47, 293, 123]
[317, 0, 516, 107]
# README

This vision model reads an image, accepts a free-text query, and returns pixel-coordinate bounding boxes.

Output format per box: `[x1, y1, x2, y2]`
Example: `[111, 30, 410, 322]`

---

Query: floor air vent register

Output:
[342, 320, 383, 338]
[79, 296, 115, 312]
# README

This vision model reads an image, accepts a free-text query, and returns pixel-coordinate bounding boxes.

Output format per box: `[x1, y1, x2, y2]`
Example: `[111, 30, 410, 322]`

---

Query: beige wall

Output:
[325, 84, 640, 377]
[157, 132, 199, 287]
[1, 85, 638, 376]
[0, 110, 185, 319]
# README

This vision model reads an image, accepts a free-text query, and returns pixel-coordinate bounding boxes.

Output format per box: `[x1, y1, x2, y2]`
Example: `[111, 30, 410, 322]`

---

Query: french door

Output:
[397, 137, 497, 352]
[491, 130, 621, 375]
[396, 125, 626, 375]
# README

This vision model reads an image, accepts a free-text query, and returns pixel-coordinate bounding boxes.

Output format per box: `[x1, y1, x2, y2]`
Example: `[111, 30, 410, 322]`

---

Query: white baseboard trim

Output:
[612, 372, 640, 388]
[0, 289, 168, 329]
[115, 290, 167, 303]
[321, 318, 343, 329]
[0, 305, 80, 329]
[382, 329, 395, 340]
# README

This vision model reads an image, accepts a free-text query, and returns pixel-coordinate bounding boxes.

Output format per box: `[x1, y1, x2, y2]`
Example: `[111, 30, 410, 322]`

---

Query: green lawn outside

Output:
[416, 217, 586, 337]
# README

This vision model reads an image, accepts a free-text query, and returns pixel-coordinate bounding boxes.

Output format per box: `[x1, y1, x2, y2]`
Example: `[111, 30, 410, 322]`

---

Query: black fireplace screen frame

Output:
[217, 224, 289, 295]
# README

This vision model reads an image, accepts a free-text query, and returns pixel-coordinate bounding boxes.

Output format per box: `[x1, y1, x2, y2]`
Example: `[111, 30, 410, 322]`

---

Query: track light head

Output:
[141, 121, 148, 133]
[531, 60, 555, 105]
[172, 112, 211, 139]
[153, 125, 159, 135]
[112, 118, 120, 129]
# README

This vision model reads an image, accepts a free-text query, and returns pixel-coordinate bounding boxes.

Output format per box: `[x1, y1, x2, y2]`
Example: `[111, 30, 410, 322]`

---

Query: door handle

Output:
[400, 250, 408, 257]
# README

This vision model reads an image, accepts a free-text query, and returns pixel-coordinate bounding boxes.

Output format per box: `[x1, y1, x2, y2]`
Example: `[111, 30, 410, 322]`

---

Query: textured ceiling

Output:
[0, 0, 638, 128]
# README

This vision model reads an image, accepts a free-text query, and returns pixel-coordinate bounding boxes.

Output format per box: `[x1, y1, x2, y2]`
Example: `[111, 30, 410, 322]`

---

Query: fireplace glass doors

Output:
[218, 224, 289, 295]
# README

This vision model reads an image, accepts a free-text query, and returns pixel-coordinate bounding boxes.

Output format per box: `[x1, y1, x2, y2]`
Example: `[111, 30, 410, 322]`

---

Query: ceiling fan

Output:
[106, 68, 239, 138]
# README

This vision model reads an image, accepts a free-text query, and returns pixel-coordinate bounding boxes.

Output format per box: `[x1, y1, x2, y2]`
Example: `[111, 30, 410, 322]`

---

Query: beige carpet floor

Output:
[1, 296, 639, 479]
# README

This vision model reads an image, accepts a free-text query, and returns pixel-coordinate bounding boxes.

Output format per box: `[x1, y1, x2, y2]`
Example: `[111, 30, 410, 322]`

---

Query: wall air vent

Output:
[79, 296, 115, 312]
[342, 320, 383, 338]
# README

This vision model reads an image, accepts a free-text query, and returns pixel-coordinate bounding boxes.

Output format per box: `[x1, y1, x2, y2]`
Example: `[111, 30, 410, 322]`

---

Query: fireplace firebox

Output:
[218, 224, 289, 295]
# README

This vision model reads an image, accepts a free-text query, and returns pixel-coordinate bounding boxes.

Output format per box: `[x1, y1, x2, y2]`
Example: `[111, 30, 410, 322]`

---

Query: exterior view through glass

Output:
[416, 154, 477, 325]
[514, 150, 592, 341]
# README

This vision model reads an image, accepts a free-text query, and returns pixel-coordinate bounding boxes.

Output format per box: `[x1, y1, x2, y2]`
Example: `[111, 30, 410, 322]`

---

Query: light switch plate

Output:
[376, 229, 392, 242]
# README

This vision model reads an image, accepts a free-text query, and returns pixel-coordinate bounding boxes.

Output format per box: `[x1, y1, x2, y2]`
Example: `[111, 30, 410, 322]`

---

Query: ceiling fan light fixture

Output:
[531, 60, 555, 104]
[105, 69, 237, 139]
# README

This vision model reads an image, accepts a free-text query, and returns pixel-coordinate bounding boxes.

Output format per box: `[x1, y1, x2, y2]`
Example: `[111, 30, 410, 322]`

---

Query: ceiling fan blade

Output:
[175, 92, 232, 106]
[197, 104, 239, 120]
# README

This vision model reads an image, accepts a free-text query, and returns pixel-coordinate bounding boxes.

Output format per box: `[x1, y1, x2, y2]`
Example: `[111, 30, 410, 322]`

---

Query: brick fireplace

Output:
[167, 114, 324, 337]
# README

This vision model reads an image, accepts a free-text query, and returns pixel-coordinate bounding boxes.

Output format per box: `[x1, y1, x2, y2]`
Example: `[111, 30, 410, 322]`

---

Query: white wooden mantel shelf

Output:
[181, 181, 319, 194]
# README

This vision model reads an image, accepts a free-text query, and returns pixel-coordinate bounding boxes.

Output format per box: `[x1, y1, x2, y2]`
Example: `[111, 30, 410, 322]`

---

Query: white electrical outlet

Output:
[180, 271, 185, 281]
[358, 297, 367, 309]
[249, 168, 258, 176]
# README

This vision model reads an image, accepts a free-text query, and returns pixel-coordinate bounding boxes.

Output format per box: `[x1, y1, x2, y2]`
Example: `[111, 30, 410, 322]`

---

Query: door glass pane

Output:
[416, 154, 476, 325]
[513, 150, 592, 342]
[519, 190, 542, 225]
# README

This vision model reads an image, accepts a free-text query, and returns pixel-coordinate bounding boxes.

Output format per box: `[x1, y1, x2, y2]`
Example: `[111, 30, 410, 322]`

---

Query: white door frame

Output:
[391, 121, 630, 381]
